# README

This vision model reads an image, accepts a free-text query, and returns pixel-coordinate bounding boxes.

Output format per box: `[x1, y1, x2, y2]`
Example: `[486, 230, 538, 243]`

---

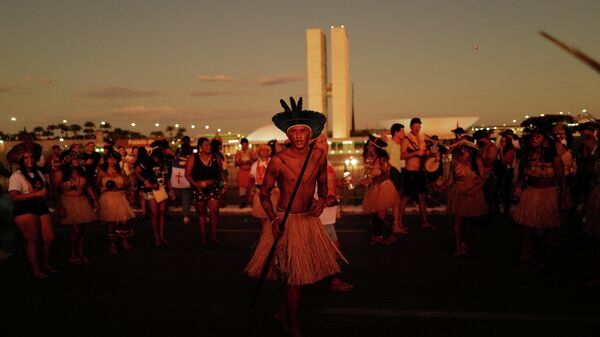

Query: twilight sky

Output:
[1, 0, 599, 135]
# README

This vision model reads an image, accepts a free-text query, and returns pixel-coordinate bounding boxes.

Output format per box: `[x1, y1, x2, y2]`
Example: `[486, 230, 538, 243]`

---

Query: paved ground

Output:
[1, 208, 600, 337]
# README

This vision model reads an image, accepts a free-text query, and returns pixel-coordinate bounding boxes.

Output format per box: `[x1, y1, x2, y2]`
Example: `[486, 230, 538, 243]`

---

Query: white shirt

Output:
[8, 170, 46, 194]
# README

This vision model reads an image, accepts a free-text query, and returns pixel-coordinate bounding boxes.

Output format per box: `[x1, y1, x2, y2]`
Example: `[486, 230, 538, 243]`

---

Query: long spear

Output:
[539, 31, 600, 74]
[250, 141, 316, 307]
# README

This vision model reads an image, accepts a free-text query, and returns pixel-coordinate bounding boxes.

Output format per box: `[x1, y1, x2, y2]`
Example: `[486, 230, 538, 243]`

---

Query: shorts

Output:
[390, 167, 403, 191]
[402, 170, 427, 200]
[192, 183, 221, 202]
[13, 198, 50, 217]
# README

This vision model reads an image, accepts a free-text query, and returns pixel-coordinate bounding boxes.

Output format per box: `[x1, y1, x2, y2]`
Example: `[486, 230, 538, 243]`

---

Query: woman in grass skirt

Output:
[510, 128, 566, 272]
[55, 150, 97, 264]
[97, 151, 135, 254]
[361, 135, 399, 244]
[439, 140, 487, 256]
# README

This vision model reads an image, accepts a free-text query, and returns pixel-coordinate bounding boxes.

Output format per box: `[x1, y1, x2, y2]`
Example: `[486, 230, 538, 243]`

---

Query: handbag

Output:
[152, 185, 169, 203]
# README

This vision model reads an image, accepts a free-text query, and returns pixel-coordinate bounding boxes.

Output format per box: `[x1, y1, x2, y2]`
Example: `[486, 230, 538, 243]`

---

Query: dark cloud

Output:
[81, 86, 161, 98]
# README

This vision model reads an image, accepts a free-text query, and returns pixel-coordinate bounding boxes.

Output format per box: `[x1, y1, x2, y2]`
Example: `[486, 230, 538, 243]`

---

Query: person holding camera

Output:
[54, 150, 97, 264]
[97, 151, 135, 254]
[135, 143, 175, 247]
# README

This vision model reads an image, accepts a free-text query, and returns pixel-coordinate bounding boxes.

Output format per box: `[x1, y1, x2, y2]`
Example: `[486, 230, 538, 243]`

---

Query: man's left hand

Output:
[309, 198, 326, 217]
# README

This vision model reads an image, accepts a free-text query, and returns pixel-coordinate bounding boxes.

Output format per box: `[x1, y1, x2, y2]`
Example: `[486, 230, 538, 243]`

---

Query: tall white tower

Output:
[330, 26, 351, 138]
[306, 26, 351, 138]
[306, 29, 328, 117]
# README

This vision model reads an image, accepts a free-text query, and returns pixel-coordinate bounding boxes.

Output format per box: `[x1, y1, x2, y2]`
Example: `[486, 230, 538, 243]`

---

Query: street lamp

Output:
[205, 125, 209, 130]
[131, 122, 136, 127]
[62, 119, 68, 123]
[11, 117, 16, 121]
[191, 124, 195, 129]
[175, 123, 179, 128]
[155, 123, 160, 127]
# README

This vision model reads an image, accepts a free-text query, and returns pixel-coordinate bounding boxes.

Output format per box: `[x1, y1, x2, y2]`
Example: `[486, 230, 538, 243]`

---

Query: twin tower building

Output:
[306, 26, 352, 138]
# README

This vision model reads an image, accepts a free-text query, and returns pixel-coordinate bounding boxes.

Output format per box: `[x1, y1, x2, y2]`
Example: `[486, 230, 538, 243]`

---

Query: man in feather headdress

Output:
[245, 97, 341, 337]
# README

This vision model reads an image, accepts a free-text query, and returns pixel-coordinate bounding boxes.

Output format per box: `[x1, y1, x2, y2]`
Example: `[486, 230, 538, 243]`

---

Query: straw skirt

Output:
[245, 212, 341, 286]
[510, 186, 560, 229]
[446, 180, 488, 218]
[60, 195, 97, 225]
[362, 179, 399, 213]
[99, 191, 136, 222]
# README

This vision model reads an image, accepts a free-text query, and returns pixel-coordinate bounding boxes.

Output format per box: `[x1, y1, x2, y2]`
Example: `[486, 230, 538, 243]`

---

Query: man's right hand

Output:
[271, 217, 282, 239]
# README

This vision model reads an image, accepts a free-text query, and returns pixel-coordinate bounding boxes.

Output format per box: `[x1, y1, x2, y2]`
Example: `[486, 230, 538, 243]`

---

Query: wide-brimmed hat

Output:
[473, 129, 491, 140]
[523, 126, 555, 141]
[367, 134, 387, 149]
[104, 150, 122, 161]
[59, 150, 80, 166]
[272, 97, 327, 139]
[6, 129, 42, 163]
[451, 127, 466, 135]
[447, 139, 479, 153]
[574, 120, 600, 132]
[150, 139, 169, 150]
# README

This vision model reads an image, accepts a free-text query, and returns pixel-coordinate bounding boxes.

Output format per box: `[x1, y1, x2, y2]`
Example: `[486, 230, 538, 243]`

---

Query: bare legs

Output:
[148, 199, 169, 246]
[68, 223, 90, 264]
[195, 199, 220, 243]
[275, 286, 302, 337]
[15, 213, 55, 279]
[453, 216, 470, 256]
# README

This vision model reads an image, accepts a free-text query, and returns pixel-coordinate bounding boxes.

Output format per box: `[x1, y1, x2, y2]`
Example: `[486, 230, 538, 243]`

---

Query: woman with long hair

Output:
[439, 141, 488, 256]
[55, 150, 97, 264]
[97, 151, 135, 254]
[511, 128, 566, 272]
[361, 135, 399, 245]
[8, 151, 56, 279]
[134, 147, 174, 246]
[186, 138, 227, 243]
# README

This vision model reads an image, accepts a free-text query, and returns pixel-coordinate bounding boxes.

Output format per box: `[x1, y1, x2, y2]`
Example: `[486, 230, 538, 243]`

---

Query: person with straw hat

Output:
[7, 137, 56, 279]
[438, 140, 488, 256]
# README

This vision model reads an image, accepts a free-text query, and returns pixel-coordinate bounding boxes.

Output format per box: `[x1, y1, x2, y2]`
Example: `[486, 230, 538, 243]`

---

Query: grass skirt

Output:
[251, 189, 280, 219]
[245, 212, 341, 286]
[99, 191, 135, 222]
[362, 179, 399, 213]
[585, 184, 600, 238]
[60, 195, 97, 225]
[446, 180, 488, 218]
[510, 186, 560, 229]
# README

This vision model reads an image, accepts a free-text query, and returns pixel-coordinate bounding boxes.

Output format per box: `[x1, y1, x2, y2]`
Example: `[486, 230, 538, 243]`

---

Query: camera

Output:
[105, 180, 116, 191]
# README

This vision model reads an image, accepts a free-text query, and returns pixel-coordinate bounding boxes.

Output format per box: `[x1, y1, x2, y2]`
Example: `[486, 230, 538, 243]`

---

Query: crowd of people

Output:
[1, 96, 599, 336]
[1, 135, 237, 278]
[360, 118, 600, 281]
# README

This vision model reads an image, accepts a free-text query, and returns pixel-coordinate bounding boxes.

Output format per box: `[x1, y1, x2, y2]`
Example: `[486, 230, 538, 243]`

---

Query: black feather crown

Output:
[272, 97, 327, 139]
